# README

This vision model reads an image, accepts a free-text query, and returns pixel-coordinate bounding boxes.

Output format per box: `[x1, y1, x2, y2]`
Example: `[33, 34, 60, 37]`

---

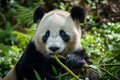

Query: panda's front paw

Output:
[65, 54, 86, 69]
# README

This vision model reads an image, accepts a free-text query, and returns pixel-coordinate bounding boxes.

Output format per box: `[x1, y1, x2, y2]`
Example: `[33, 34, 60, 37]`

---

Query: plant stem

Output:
[53, 54, 80, 80]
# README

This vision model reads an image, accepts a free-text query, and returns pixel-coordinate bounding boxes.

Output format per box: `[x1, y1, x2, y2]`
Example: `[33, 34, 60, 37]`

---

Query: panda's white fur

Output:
[33, 10, 82, 56]
[3, 67, 16, 80]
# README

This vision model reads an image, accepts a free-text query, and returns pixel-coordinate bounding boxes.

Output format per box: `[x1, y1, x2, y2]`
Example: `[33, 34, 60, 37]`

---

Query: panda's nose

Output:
[49, 46, 59, 52]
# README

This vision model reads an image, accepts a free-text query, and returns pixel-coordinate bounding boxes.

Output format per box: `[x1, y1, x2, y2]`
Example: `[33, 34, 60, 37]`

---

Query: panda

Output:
[3, 6, 99, 80]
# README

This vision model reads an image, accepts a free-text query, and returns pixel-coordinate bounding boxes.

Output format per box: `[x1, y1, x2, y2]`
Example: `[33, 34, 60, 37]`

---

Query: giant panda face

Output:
[33, 7, 85, 57]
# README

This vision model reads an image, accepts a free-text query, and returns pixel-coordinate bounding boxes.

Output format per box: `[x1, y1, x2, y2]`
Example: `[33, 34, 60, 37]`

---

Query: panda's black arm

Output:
[65, 49, 91, 69]
[15, 41, 52, 80]
[65, 49, 100, 80]
[15, 41, 61, 80]
[15, 41, 39, 80]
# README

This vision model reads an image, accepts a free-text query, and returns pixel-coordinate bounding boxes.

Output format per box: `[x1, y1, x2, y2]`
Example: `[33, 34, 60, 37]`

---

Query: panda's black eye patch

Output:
[42, 30, 50, 43]
[60, 30, 70, 42]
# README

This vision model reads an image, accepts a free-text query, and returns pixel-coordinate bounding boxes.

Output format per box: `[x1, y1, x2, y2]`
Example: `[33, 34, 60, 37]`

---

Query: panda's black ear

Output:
[33, 6, 44, 23]
[71, 6, 85, 23]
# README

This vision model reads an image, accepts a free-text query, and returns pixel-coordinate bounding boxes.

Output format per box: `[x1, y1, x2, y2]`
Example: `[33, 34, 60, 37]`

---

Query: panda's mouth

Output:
[49, 50, 64, 55]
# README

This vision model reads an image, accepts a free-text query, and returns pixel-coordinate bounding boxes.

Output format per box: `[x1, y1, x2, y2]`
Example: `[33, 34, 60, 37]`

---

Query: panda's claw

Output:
[65, 54, 86, 69]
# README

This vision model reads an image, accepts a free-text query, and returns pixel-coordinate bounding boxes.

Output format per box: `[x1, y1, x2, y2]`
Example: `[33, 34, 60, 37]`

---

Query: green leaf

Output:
[89, 65, 102, 77]
[34, 70, 41, 80]
[58, 72, 62, 80]
[52, 65, 58, 75]
[70, 77, 77, 80]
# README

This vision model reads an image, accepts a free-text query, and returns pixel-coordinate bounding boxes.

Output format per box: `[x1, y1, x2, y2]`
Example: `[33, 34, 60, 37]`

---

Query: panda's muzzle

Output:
[49, 46, 60, 52]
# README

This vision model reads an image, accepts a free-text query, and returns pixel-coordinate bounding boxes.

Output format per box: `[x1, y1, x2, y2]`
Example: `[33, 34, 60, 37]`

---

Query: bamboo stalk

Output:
[52, 54, 80, 80]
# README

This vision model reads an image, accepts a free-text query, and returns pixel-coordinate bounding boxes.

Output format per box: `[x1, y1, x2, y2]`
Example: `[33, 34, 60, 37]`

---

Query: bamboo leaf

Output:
[34, 70, 41, 80]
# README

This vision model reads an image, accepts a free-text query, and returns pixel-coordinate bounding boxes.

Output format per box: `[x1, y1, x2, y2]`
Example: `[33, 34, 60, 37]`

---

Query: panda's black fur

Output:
[4, 6, 99, 80]
[15, 41, 90, 80]
[33, 6, 44, 23]
[15, 41, 60, 80]
[71, 6, 86, 23]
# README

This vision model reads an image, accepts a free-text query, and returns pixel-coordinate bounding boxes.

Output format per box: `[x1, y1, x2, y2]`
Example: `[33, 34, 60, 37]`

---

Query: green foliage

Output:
[0, 21, 17, 44]
[82, 21, 120, 64]
[15, 5, 34, 27]
[0, 44, 22, 76]
[87, 0, 108, 9]
[81, 15, 120, 79]
[13, 24, 36, 48]
[13, 31, 31, 47]
[0, 24, 35, 77]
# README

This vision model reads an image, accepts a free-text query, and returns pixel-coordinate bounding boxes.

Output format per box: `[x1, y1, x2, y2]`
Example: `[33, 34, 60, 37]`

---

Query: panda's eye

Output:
[60, 30, 70, 42]
[42, 31, 50, 43]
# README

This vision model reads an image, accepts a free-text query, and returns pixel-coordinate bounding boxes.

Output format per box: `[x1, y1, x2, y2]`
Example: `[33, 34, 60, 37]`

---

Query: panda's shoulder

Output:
[18, 41, 46, 64]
